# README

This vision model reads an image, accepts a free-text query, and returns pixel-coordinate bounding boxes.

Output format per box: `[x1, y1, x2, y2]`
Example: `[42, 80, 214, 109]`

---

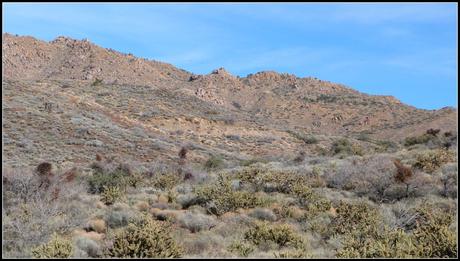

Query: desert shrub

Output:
[235, 166, 308, 194]
[393, 159, 413, 183]
[287, 130, 318, 144]
[324, 155, 408, 202]
[88, 162, 138, 194]
[331, 138, 363, 156]
[223, 116, 236, 125]
[91, 78, 103, 86]
[2, 168, 89, 258]
[330, 201, 381, 236]
[332, 201, 405, 258]
[105, 209, 137, 229]
[426, 128, 441, 136]
[293, 151, 306, 163]
[274, 249, 309, 258]
[31, 233, 73, 258]
[100, 186, 123, 205]
[232, 101, 242, 109]
[178, 146, 188, 160]
[36, 162, 53, 176]
[149, 172, 183, 190]
[178, 212, 216, 233]
[376, 140, 399, 152]
[106, 215, 183, 258]
[404, 133, 432, 146]
[240, 158, 268, 167]
[74, 237, 101, 258]
[194, 175, 269, 215]
[178, 146, 188, 166]
[274, 205, 305, 221]
[317, 94, 338, 103]
[87, 219, 106, 234]
[337, 205, 457, 258]
[228, 241, 254, 257]
[249, 208, 277, 221]
[204, 155, 224, 170]
[392, 159, 414, 198]
[336, 227, 419, 258]
[413, 149, 454, 173]
[244, 221, 303, 249]
[412, 206, 457, 257]
[440, 164, 457, 198]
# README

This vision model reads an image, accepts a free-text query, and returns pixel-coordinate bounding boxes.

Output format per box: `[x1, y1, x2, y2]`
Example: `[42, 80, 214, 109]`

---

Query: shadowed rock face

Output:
[2, 33, 457, 167]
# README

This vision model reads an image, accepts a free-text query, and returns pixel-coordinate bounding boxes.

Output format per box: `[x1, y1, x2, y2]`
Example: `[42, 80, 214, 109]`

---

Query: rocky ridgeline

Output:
[2, 33, 192, 86]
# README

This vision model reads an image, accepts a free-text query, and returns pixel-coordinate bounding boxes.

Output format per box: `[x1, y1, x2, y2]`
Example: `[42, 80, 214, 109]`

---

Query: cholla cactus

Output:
[107, 215, 183, 258]
[100, 186, 122, 205]
[31, 233, 73, 258]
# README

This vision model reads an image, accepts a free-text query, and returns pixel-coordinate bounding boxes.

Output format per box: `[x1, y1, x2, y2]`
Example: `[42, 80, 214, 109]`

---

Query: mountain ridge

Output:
[2, 33, 457, 168]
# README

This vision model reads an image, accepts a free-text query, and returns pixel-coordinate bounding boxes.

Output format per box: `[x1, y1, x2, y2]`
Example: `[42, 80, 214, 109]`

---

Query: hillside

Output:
[2, 33, 457, 259]
[2, 33, 457, 168]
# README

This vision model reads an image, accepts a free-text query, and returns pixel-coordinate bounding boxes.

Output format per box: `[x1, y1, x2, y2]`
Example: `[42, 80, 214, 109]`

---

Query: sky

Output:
[2, 3, 458, 110]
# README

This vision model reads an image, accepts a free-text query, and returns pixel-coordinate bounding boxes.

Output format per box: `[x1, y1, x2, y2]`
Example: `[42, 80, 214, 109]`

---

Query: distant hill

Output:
[2, 33, 457, 167]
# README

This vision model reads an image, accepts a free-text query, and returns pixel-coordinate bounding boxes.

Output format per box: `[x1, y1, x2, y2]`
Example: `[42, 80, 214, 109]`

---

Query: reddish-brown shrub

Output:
[179, 147, 188, 160]
[426, 128, 440, 136]
[393, 159, 412, 183]
[62, 168, 77, 183]
[183, 172, 194, 181]
[36, 162, 53, 176]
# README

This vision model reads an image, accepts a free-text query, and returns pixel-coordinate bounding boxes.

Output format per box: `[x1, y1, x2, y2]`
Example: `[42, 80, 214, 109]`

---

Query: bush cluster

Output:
[194, 175, 269, 215]
[331, 138, 363, 156]
[413, 149, 454, 173]
[244, 221, 304, 249]
[106, 215, 183, 258]
[31, 233, 73, 258]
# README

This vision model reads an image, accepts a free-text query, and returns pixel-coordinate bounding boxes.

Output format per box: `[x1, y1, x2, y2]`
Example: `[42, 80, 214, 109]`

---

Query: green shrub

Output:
[228, 241, 254, 257]
[149, 172, 183, 190]
[412, 206, 457, 257]
[88, 168, 132, 194]
[100, 186, 123, 205]
[404, 134, 432, 146]
[331, 138, 363, 156]
[194, 175, 269, 215]
[244, 221, 303, 249]
[107, 215, 182, 258]
[274, 249, 309, 258]
[235, 167, 308, 194]
[336, 228, 419, 258]
[330, 201, 381, 236]
[337, 208, 457, 258]
[204, 155, 224, 170]
[335, 203, 457, 258]
[240, 158, 268, 167]
[413, 149, 454, 173]
[287, 130, 318, 144]
[31, 233, 73, 258]
[91, 78, 103, 86]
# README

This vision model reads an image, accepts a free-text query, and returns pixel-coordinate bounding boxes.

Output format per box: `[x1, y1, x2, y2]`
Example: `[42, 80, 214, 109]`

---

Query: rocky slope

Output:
[2, 33, 457, 167]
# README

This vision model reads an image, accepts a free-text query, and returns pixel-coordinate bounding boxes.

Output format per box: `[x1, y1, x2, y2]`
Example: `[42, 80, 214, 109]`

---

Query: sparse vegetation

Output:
[331, 138, 363, 156]
[2, 33, 458, 259]
[204, 155, 224, 170]
[91, 78, 103, 86]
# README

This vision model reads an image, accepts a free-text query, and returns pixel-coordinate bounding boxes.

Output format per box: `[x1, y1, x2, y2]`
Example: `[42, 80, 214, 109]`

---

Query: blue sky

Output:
[3, 3, 458, 109]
